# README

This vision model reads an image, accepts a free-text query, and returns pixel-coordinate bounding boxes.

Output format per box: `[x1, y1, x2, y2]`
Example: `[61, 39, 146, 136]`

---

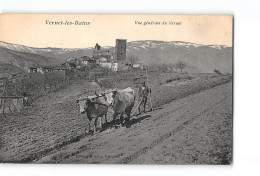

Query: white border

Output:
[1, 0, 260, 176]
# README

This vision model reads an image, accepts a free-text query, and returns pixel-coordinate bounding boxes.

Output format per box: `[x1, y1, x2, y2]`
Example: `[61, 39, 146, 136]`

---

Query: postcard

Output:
[0, 14, 233, 164]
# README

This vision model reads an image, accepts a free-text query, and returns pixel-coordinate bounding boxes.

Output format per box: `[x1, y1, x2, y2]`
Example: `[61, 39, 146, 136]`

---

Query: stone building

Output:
[114, 39, 127, 71]
[132, 63, 144, 69]
[88, 39, 128, 72]
[81, 56, 92, 65]
[93, 43, 113, 61]
[115, 39, 126, 61]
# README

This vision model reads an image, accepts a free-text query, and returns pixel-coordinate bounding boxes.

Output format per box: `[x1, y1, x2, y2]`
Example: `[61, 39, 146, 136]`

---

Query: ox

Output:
[76, 95, 108, 133]
[138, 82, 151, 114]
[102, 87, 135, 127]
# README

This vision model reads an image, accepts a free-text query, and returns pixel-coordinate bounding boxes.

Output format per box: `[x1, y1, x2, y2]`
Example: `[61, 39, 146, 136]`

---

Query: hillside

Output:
[0, 62, 24, 78]
[0, 73, 232, 163]
[0, 40, 233, 73]
[0, 47, 67, 76]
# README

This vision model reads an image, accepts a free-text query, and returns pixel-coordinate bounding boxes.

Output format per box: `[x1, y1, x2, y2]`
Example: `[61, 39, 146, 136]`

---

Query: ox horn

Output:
[94, 91, 99, 97]
[113, 87, 118, 91]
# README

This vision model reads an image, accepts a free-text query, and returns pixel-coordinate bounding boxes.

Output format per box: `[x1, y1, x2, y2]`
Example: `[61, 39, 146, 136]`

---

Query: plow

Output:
[131, 67, 154, 116]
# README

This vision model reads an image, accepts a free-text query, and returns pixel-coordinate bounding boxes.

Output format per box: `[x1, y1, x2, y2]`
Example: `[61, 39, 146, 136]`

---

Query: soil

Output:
[0, 73, 232, 164]
[37, 81, 232, 164]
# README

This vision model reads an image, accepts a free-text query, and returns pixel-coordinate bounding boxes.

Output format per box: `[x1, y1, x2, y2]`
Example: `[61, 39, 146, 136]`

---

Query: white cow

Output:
[102, 87, 135, 127]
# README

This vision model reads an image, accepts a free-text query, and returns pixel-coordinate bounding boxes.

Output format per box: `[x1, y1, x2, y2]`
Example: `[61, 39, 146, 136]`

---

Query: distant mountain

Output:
[0, 41, 93, 59]
[0, 40, 232, 74]
[126, 41, 232, 73]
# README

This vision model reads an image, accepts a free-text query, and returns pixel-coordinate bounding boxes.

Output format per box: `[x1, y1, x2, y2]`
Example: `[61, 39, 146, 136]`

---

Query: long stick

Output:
[145, 67, 153, 111]
[0, 79, 6, 105]
[130, 98, 143, 116]
[0, 79, 7, 114]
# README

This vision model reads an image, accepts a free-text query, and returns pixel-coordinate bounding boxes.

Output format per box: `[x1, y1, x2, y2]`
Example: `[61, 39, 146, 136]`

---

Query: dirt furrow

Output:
[36, 82, 231, 164]
[117, 96, 228, 164]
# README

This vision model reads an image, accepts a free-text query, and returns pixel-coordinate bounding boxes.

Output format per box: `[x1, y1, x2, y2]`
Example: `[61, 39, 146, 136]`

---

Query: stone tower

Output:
[115, 39, 127, 61]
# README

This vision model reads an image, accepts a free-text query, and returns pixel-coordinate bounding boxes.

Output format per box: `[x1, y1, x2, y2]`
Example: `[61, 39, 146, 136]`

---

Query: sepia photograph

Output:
[0, 14, 233, 164]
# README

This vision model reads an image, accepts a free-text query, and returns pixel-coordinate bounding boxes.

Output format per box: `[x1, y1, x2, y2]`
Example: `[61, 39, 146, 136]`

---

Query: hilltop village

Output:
[28, 39, 144, 74]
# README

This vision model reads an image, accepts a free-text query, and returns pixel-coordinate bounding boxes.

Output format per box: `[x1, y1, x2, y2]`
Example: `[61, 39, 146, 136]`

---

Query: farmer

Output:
[138, 81, 151, 114]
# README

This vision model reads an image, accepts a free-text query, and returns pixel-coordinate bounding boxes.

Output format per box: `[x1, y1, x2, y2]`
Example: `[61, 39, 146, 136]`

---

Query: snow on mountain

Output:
[0, 41, 38, 54]
[0, 41, 94, 59]
[208, 45, 222, 50]
[0, 40, 232, 73]
[126, 41, 232, 73]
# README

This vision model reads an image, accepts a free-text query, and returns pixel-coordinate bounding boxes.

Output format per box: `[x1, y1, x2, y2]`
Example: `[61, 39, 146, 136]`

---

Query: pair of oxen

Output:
[76, 85, 150, 133]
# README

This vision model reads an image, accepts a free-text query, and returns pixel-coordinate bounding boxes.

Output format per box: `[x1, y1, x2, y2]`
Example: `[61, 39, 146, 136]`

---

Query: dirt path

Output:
[36, 82, 232, 164]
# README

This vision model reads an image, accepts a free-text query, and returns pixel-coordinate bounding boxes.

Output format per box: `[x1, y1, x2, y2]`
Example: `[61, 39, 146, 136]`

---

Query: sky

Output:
[0, 14, 233, 48]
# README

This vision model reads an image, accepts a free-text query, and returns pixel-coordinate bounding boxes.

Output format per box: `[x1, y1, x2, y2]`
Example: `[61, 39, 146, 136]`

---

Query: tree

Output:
[158, 63, 168, 72]
[168, 63, 177, 72]
[175, 61, 186, 72]
[127, 54, 139, 66]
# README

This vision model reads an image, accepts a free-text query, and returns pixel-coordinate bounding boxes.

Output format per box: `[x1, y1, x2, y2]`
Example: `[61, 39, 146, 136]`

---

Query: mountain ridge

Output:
[0, 40, 230, 52]
[0, 40, 232, 74]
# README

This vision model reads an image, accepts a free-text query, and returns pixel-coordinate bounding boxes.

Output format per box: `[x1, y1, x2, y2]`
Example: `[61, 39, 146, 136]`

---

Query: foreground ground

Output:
[35, 81, 232, 164]
[0, 73, 232, 164]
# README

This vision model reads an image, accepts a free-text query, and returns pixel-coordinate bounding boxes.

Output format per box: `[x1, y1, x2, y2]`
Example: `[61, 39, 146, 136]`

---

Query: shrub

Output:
[98, 78, 115, 88]
[165, 73, 193, 83]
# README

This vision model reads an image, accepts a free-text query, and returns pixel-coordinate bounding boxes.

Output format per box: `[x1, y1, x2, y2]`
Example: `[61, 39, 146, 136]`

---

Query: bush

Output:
[165, 73, 193, 84]
[97, 78, 115, 88]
